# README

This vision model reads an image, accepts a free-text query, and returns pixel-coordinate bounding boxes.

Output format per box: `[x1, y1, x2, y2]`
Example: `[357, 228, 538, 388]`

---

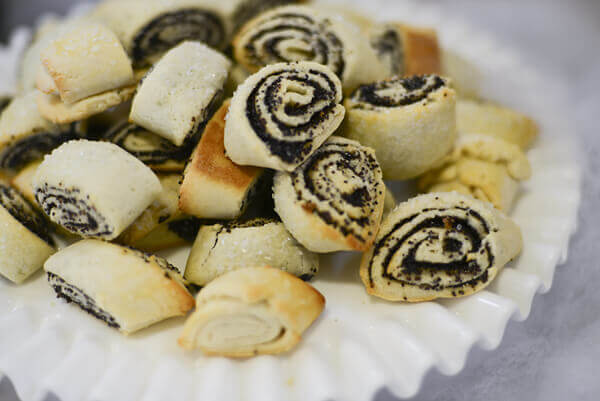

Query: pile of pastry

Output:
[0, 0, 538, 357]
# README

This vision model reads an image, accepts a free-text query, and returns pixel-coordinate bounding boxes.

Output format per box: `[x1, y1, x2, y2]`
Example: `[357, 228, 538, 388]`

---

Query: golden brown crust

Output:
[179, 99, 263, 218]
[400, 24, 441, 76]
[190, 100, 260, 190]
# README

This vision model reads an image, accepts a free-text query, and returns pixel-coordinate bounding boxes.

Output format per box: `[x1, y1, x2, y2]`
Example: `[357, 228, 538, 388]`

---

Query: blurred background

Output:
[0, 1, 598, 401]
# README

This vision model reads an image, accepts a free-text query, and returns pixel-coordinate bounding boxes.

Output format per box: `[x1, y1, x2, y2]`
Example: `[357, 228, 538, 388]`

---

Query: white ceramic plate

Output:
[0, 1, 581, 401]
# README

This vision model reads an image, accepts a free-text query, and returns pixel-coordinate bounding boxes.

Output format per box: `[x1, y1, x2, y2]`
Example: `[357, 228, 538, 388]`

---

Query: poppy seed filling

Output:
[47, 272, 120, 329]
[0, 183, 54, 245]
[131, 9, 225, 67]
[35, 184, 112, 238]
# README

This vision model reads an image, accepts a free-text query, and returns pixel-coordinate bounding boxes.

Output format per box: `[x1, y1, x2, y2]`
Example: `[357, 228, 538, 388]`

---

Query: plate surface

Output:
[0, 1, 581, 401]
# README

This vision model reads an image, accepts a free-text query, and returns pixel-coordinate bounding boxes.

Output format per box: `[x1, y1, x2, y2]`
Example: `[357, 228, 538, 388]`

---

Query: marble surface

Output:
[0, 1, 598, 400]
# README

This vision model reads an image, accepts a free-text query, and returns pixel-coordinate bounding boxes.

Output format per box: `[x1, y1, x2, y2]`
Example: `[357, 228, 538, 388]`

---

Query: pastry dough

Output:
[118, 174, 181, 245]
[178, 266, 325, 356]
[130, 41, 230, 146]
[40, 23, 134, 104]
[224, 61, 345, 171]
[102, 122, 194, 172]
[91, 0, 234, 67]
[233, 5, 388, 93]
[185, 218, 319, 286]
[0, 92, 79, 171]
[273, 136, 385, 253]
[457, 99, 539, 149]
[37, 85, 137, 124]
[369, 23, 441, 78]
[179, 100, 265, 219]
[342, 74, 457, 180]
[0, 181, 55, 283]
[32, 140, 161, 240]
[44, 239, 194, 334]
[418, 134, 532, 211]
[383, 184, 397, 218]
[360, 192, 523, 302]
[11, 160, 42, 207]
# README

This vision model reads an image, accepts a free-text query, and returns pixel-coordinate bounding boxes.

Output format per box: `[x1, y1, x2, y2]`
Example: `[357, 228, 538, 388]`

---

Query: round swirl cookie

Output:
[130, 41, 230, 147]
[0, 181, 55, 284]
[224, 61, 345, 171]
[0, 93, 79, 172]
[360, 192, 523, 302]
[178, 266, 325, 357]
[44, 239, 194, 334]
[232, 5, 388, 93]
[185, 218, 319, 286]
[32, 140, 162, 240]
[91, 0, 234, 67]
[273, 136, 385, 253]
[342, 74, 456, 180]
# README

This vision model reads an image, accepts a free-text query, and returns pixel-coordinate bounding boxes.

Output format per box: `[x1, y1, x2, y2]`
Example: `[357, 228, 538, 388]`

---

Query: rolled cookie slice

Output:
[273, 136, 385, 253]
[130, 41, 230, 146]
[40, 22, 134, 104]
[0, 181, 55, 283]
[185, 218, 319, 286]
[178, 266, 325, 357]
[91, 0, 234, 67]
[44, 239, 194, 334]
[179, 100, 265, 219]
[360, 192, 523, 302]
[33, 140, 161, 240]
[342, 75, 456, 180]
[369, 22, 442, 78]
[418, 134, 532, 212]
[232, 5, 388, 93]
[224, 61, 345, 171]
[102, 122, 194, 172]
[457, 99, 539, 149]
[0, 92, 79, 171]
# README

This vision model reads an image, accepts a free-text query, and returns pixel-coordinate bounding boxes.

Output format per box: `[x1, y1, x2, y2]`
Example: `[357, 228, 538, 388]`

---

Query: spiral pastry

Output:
[360, 192, 523, 302]
[0, 181, 55, 283]
[418, 134, 532, 212]
[369, 23, 442, 78]
[224, 61, 345, 171]
[103, 123, 194, 172]
[178, 266, 325, 357]
[273, 136, 385, 253]
[44, 240, 194, 334]
[92, 0, 231, 67]
[0, 93, 80, 172]
[232, 5, 388, 93]
[343, 74, 456, 180]
[33, 140, 161, 240]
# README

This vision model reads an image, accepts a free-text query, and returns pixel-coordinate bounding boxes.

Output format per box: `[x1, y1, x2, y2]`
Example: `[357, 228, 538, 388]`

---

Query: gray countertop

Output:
[1, 1, 599, 400]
